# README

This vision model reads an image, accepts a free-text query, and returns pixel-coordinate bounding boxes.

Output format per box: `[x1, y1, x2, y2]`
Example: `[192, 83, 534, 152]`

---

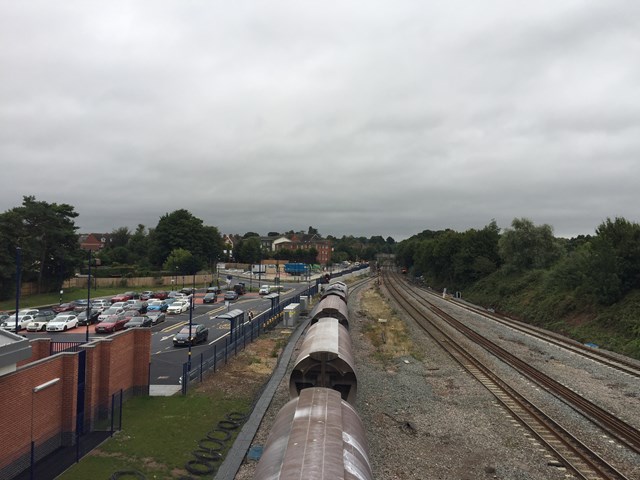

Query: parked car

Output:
[206, 286, 221, 295]
[95, 313, 128, 333]
[259, 285, 271, 295]
[125, 301, 148, 314]
[3, 313, 37, 332]
[110, 291, 138, 303]
[77, 308, 101, 326]
[203, 293, 217, 304]
[124, 316, 152, 328]
[52, 302, 78, 314]
[122, 309, 141, 320]
[167, 300, 190, 315]
[146, 311, 166, 325]
[7, 314, 37, 332]
[73, 299, 91, 312]
[180, 287, 196, 295]
[146, 300, 168, 312]
[224, 291, 238, 301]
[98, 306, 125, 322]
[153, 291, 169, 300]
[110, 302, 127, 310]
[26, 311, 57, 331]
[139, 291, 155, 301]
[46, 314, 79, 332]
[172, 324, 208, 346]
[91, 299, 112, 311]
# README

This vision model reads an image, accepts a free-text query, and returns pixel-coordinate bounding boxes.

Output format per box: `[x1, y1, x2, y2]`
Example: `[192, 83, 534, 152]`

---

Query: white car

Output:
[26, 316, 50, 332]
[91, 299, 112, 310]
[259, 285, 271, 295]
[46, 314, 78, 332]
[167, 300, 190, 314]
[98, 307, 124, 322]
[2, 315, 32, 332]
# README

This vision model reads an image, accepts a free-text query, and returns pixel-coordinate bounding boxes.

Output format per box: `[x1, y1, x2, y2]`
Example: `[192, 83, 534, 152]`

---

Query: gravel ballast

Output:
[234, 279, 639, 479]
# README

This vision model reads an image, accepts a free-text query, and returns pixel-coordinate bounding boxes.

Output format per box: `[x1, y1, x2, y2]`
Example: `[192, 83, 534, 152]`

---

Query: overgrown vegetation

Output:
[397, 217, 640, 360]
[360, 286, 423, 364]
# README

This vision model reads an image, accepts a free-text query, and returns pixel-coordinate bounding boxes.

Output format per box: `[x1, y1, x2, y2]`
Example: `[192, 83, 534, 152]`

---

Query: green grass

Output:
[60, 391, 251, 479]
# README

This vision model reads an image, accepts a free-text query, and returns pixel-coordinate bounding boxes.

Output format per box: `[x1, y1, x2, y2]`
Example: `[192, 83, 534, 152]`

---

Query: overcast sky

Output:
[1, 1, 639, 241]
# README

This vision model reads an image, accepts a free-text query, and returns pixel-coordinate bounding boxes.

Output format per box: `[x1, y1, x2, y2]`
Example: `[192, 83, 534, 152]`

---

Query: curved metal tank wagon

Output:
[290, 317, 357, 404]
[254, 387, 373, 480]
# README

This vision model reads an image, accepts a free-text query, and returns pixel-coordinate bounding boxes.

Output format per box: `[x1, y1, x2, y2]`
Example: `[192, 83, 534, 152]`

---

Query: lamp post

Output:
[31, 378, 60, 480]
[86, 250, 92, 342]
[15, 247, 21, 334]
[187, 293, 193, 372]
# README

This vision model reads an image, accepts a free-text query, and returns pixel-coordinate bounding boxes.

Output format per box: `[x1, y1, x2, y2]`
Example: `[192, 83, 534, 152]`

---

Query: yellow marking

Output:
[160, 321, 187, 333]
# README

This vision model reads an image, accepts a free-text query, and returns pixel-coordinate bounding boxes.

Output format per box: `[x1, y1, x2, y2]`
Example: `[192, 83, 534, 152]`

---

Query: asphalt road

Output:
[22, 283, 307, 386]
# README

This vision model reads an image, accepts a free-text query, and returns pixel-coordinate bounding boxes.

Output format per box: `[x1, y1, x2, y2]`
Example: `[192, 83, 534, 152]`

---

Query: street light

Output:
[86, 250, 92, 342]
[31, 378, 60, 480]
[15, 247, 21, 334]
[187, 293, 194, 372]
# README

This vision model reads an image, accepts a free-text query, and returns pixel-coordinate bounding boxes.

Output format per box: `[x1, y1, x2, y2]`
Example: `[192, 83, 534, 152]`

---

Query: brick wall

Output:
[0, 328, 151, 479]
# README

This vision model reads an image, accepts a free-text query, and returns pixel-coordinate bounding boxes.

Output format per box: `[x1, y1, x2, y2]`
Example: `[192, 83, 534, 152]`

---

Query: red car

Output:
[95, 313, 129, 333]
[110, 291, 138, 303]
[52, 302, 78, 313]
[152, 291, 169, 300]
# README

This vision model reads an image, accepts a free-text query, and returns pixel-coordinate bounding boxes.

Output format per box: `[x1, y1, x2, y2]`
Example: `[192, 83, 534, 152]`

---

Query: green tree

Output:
[0, 196, 81, 297]
[594, 217, 640, 293]
[128, 225, 151, 266]
[163, 248, 199, 275]
[148, 210, 222, 269]
[499, 218, 563, 272]
[237, 237, 262, 264]
[109, 227, 131, 249]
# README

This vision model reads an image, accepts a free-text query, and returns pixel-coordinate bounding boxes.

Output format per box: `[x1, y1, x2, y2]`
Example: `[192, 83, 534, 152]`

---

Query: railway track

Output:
[382, 270, 637, 480]
[443, 294, 640, 379]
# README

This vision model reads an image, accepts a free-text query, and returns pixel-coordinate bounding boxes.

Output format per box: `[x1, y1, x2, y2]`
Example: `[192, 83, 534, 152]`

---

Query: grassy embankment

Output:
[462, 269, 640, 360]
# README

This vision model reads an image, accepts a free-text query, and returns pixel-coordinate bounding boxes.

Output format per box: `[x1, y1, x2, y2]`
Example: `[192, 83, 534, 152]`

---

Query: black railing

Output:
[50, 341, 84, 355]
[180, 283, 320, 394]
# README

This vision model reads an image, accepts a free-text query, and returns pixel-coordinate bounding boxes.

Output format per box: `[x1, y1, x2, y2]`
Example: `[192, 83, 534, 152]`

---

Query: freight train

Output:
[254, 281, 373, 480]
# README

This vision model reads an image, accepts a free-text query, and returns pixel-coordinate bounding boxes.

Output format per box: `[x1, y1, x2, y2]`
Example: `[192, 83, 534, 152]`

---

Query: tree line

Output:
[0, 198, 398, 301]
[397, 216, 640, 307]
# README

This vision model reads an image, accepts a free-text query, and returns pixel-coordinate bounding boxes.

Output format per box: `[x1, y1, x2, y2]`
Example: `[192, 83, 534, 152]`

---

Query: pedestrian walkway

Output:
[149, 384, 181, 396]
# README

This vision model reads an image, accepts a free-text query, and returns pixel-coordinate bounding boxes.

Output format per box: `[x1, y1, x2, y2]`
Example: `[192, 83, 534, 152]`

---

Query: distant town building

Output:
[78, 233, 111, 251]
[272, 233, 332, 264]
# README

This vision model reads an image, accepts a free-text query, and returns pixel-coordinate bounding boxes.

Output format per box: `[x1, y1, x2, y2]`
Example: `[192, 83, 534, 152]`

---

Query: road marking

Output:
[160, 321, 186, 333]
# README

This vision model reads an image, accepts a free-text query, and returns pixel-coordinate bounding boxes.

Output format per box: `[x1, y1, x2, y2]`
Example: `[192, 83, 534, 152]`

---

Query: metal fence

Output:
[180, 284, 319, 394]
[11, 390, 123, 480]
[50, 341, 85, 355]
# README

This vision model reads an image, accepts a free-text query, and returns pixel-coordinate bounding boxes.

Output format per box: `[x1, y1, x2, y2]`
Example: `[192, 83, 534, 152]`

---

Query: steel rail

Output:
[382, 271, 633, 480]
